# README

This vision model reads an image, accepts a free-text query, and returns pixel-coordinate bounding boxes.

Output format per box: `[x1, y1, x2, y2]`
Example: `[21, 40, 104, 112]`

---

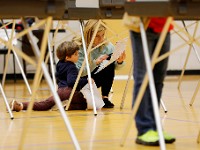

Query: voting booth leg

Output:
[189, 80, 200, 106]
[0, 83, 14, 119]
[13, 50, 32, 94]
[120, 63, 133, 109]
[79, 20, 97, 115]
[177, 21, 199, 90]
[139, 20, 165, 150]
[161, 99, 167, 113]
[47, 36, 57, 89]
[65, 20, 98, 116]
[18, 17, 81, 150]
[120, 63, 167, 113]
[197, 130, 200, 143]
[0, 20, 32, 95]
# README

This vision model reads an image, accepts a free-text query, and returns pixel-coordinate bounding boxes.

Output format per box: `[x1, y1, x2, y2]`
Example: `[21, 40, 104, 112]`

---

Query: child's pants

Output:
[22, 87, 87, 111]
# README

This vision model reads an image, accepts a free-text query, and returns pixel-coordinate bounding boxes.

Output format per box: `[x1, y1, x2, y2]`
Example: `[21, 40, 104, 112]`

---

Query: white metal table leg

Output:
[12, 51, 32, 94]
[120, 63, 133, 109]
[120, 64, 168, 113]
[79, 20, 97, 115]
[0, 20, 32, 95]
[161, 99, 167, 113]
[0, 83, 14, 119]
[140, 20, 165, 150]
[19, 17, 81, 150]
[47, 36, 57, 89]
[65, 20, 97, 116]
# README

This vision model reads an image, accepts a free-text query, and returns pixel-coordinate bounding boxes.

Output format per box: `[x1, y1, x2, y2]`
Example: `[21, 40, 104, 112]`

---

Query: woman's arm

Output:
[75, 48, 98, 76]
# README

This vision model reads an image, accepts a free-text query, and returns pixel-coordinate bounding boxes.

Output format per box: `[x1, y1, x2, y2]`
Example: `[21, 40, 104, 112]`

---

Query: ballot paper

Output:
[94, 38, 128, 74]
[81, 82, 105, 110]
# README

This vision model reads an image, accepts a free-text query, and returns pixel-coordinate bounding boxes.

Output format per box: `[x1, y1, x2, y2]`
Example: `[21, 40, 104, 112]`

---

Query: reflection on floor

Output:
[0, 76, 200, 150]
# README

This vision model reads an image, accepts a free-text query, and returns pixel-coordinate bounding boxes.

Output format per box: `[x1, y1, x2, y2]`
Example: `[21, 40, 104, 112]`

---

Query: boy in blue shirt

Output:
[10, 41, 89, 111]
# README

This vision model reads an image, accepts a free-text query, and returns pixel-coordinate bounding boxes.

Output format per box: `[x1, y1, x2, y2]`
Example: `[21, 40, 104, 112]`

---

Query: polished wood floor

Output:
[0, 75, 200, 150]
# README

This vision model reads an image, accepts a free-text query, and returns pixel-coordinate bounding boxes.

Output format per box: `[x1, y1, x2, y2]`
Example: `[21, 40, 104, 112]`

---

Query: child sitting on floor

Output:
[10, 41, 91, 111]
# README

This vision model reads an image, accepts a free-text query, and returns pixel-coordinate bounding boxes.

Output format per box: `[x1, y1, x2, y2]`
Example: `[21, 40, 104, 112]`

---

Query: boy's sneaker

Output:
[9, 100, 23, 112]
[103, 98, 114, 108]
[163, 131, 176, 144]
[136, 130, 159, 146]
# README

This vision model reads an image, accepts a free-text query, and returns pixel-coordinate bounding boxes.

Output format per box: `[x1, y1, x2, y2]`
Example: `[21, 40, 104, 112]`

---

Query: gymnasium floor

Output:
[0, 75, 200, 150]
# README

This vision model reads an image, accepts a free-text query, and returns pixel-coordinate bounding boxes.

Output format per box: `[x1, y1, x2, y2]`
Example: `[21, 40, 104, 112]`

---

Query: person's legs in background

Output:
[154, 32, 170, 104]
[131, 30, 157, 136]
[130, 30, 175, 146]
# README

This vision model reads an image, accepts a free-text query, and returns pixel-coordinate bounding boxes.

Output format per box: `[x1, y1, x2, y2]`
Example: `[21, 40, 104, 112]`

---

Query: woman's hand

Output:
[88, 78, 94, 85]
[117, 51, 126, 64]
[95, 54, 109, 65]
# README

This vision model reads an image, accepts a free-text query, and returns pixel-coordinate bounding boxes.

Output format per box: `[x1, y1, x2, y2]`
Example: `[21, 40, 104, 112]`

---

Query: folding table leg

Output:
[139, 19, 165, 149]
[197, 130, 200, 143]
[18, 17, 81, 150]
[0, 83, 14, 119]
[161, 99, 167, 113]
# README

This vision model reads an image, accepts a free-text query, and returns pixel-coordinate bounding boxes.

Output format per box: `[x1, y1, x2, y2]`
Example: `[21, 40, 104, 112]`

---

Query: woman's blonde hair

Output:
[73, 19, 107, 49]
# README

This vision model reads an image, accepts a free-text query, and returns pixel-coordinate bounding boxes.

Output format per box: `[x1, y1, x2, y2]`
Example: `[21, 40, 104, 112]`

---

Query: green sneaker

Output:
[136, 130, 159, 146]
[163, 131, 176, 144]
